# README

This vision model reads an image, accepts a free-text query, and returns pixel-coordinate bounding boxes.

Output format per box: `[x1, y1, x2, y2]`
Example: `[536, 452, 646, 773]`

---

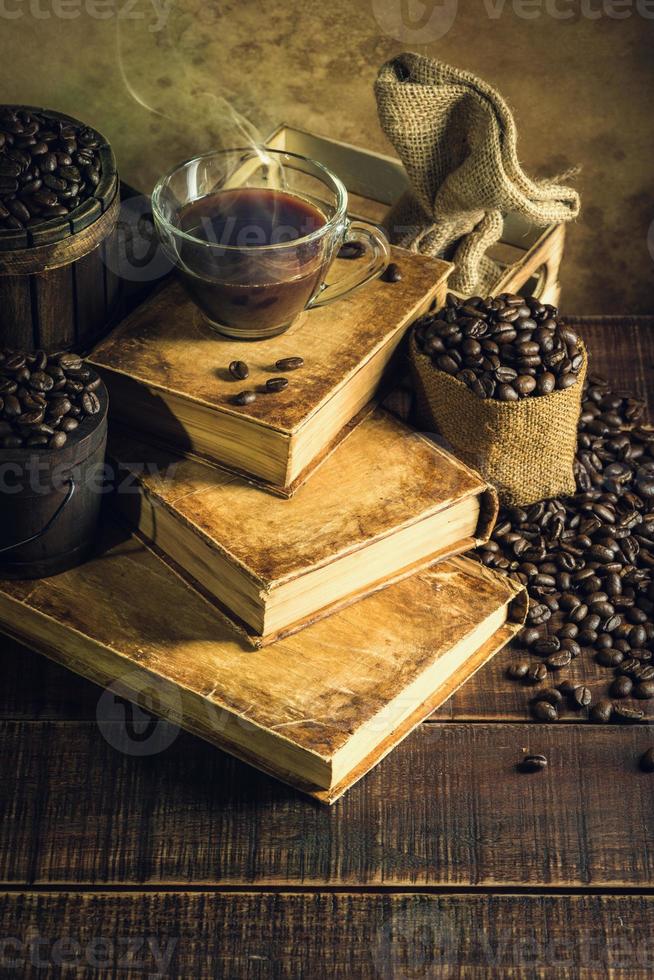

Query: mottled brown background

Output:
[1, 0, 652, 312]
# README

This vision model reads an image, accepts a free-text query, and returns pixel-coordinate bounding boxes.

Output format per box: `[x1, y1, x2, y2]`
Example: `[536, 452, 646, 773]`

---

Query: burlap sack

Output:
[374, 55, 580, 295]
[410, 334, 587, 507]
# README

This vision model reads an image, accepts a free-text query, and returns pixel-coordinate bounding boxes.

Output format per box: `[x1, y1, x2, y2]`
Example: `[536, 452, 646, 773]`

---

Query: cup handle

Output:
[308, 220, 391, 309]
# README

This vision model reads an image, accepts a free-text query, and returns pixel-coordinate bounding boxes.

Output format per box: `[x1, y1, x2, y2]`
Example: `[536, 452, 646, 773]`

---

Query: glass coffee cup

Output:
[151, 148, 390, 339]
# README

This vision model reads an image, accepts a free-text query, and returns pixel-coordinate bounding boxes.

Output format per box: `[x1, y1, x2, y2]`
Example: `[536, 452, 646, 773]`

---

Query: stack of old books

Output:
[1, 252, 525, 802]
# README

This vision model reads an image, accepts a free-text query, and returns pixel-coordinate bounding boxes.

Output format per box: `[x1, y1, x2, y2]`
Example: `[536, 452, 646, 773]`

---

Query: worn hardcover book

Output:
[109, 408, 498, 646]
[0, 525, 525, 802]
[89, 249, 452, 495]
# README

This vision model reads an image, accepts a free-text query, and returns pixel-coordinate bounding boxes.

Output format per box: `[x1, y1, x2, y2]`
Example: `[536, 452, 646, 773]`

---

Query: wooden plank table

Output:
[1, 317, 654, 978]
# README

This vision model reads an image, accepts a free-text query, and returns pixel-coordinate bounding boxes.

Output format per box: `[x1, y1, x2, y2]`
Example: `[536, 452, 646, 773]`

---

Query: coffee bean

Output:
[533, 637, 560, 656]
[265, 377, 289, 393]
[518, 753, 548, 773]
[382, 262, 402, 283]
[337, 241, 365, 260]
[634, 681, 654, 699]
[610, 676, 633, 698]
[29, 371, 53, 393]
[231, 390, 256, 406]
[572, 686, 592, 708]
[595, 649, 624, 668]
[590, 699, 613, 723]
[507, 661, 530, 679]
[560, 638, 581, 658]
[228, 360, 249, 381]
[546, 650, 572, 670]
[639, 748, 654, 772]
[613, 704, 645, 722]
[526, 663, 548, 684]
[531, 700, 558, 722]
[275, 357, 304, 371]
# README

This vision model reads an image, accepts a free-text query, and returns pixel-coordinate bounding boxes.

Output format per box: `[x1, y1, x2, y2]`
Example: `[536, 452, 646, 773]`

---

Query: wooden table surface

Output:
[1, 317, 654, 978]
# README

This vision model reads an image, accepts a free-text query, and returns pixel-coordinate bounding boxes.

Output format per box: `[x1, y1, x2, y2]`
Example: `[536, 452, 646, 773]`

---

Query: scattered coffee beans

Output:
[473, 370, 654, 733]
[0, 106, 104, 231]
[275, 357, 304, 371]
[382, 262, 402, 283]
[531, 699, 558, 722]
[414, 293, 583, 400]
[231, 390, 256, 407]
[590, 699, 614, 723]
[229, 360, 249, 381]
[337, 241, 365, 260]
[0, 348, 102, 449]
[518, 753, 548, 773]
[265, 377, 289, 392]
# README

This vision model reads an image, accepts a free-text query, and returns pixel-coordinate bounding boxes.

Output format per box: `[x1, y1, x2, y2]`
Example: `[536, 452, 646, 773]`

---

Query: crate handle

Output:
[0, 478, 76, 557]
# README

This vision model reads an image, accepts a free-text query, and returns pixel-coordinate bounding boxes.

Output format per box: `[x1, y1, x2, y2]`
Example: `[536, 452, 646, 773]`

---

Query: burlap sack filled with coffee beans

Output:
[411, 334, 587, 507]
[374, 54, 580, 294]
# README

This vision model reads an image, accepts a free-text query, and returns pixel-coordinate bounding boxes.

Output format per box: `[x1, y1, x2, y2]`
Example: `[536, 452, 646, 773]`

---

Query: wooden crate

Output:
[267, 125, 564, 306]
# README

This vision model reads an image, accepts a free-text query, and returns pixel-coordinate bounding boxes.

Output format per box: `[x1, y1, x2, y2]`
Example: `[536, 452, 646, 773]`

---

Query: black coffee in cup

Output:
[177, 188, 329, 335]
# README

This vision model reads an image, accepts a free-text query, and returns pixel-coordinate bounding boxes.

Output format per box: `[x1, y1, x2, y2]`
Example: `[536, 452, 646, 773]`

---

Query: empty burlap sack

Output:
[375, 54, 580, 295]
[410, 334, 587, 506]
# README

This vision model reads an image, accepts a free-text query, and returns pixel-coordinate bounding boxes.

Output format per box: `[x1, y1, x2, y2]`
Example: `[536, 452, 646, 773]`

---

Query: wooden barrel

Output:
[0, 107, 120, 354]
[0, 381, 108, 578]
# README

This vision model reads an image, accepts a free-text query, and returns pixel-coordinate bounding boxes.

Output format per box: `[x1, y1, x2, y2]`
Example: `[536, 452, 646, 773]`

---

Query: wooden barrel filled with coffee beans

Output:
[0, 105, 120, 354]
[0, 350, 108, 579]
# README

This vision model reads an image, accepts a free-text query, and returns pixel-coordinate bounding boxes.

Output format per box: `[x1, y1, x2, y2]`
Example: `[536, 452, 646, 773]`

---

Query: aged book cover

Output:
[0, 525, 525, 802]
[109, 408, 498, 645]
[89, 249, 452, 495]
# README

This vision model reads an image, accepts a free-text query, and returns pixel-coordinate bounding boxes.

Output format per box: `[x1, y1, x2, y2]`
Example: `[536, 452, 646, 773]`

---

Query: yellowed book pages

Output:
[90, 249, 452, 494]
[110, 408, 498, 644]
[0, 526, 525, 803]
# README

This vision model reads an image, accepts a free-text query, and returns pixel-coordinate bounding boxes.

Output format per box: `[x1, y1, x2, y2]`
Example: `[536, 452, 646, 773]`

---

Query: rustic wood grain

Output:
[0, 891, 652, 978]
[581, 321, 654, 419]
[73, 246, 110, 350]
[0, 191, 120, 276]
[1, 721, 653, 886]
[0, 275, 34, 349]
[30, 266, 76, 352]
